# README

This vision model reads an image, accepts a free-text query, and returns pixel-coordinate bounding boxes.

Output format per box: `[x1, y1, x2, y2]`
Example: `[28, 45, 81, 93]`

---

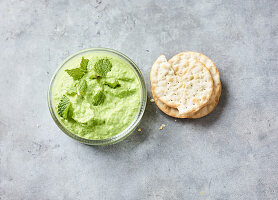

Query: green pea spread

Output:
[52, 52, 141, 140]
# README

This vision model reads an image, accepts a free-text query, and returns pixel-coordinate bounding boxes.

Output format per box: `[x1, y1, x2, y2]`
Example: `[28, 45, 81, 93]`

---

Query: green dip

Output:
[52, 52, 141, 140]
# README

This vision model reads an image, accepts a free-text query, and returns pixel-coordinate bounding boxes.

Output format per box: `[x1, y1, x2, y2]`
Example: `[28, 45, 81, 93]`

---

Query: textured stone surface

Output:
[0, 0, 278, 199]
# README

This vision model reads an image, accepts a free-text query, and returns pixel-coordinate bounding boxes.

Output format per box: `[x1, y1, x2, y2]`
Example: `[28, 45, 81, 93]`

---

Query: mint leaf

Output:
[77, 79, 87, 96]
[80, 57, 89, 71]
[57, 95, 71, 119]
[67, 87, 77, 95]
[65, 68, 86, 80]
[116, 88, 136, 98]
[94, 59, 112, 77]
[65, 57, 89, 80]
[92, 90, 105, 106]
[104, 78, 120, 88]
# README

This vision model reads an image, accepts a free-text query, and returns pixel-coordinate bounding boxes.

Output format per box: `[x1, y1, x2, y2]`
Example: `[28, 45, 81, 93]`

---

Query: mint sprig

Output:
[92, 90, 105, 106]
[57, 95, 71, 119]
[65, 57, 89, 80]
[80, 57, 89, 71]
[94, 59, 112, 77]
[65, 68, 86, 80]
[116, 88, 136, 98]
[62, 57, 115, 112]
[104, 78, 120, 88]
[77, 79, 87, 96]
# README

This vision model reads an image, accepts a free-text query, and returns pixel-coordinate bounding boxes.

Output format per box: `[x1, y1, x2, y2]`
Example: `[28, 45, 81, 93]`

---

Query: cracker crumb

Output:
[158, 124, 166, 130]
[175, 120, 177, 122]
[150, 98, 155, 102]
[137, 128, 142, 132]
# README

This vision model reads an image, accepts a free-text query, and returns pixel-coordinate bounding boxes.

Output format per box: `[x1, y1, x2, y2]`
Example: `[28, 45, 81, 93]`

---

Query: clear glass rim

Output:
[47, 47, 147, 145]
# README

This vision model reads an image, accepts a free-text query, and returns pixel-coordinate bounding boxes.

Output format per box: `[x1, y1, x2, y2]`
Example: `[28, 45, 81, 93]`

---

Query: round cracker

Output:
[152, 82, 221, 118]
[150, 55, 214, 115]
[150, 55, 182, 108]
[169, 51, 221, 118]
[152, 90, 188, 118]
[152, 52, 221, 118]
[190, 84, 221, 118]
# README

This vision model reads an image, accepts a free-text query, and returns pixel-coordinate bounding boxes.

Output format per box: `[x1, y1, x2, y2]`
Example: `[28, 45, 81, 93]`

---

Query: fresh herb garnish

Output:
[62, 57, 116, 110]
[65, 57, 89, 80]
[65, 68, 86, 80]
[104, 78, 120, 88]
[80, 57, 89, 71]
[57, 95, 71, 119]
[92, 90, 105, 106]
[77, 79, 87, 96]
[94, 58, 112, 77]
[116, 88, 136, 98]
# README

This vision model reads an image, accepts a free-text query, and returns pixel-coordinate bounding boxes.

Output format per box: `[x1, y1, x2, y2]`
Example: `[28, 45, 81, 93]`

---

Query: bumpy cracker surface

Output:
[152, 83, 221, 118]
[150, 55, 214, 115]
[150, 55, 183, 108]
[153, 52, 221, 118]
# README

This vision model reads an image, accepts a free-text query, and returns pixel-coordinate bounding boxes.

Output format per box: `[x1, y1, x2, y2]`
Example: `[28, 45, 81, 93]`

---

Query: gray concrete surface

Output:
[0, 0, 278, 199]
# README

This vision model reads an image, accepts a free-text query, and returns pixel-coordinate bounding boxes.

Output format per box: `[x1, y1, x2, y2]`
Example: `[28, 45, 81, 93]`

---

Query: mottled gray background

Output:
[0, 0, 278, 199]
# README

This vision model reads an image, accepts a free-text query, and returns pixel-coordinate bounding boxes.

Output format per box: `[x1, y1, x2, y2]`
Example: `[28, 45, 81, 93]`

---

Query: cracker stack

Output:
[150, 52, 221, 118]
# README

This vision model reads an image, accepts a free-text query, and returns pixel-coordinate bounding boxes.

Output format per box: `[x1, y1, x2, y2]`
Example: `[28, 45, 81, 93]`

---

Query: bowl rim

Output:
[47, 47, 147, 145]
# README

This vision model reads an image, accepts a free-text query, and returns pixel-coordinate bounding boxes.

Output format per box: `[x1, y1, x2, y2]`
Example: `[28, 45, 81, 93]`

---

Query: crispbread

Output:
[152, 81, 221, 118]
[190, 84, 221, 118]
[150, 55, 214, 115]
[152, 52, 221, 118]
[152, 92, 187, 118]
[169, 51, 221, 118]
[150, 55, 183, 108]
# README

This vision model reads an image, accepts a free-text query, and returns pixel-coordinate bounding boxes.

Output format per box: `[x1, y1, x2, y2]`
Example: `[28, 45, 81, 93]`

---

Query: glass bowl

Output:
[48, 48, 147, 145]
